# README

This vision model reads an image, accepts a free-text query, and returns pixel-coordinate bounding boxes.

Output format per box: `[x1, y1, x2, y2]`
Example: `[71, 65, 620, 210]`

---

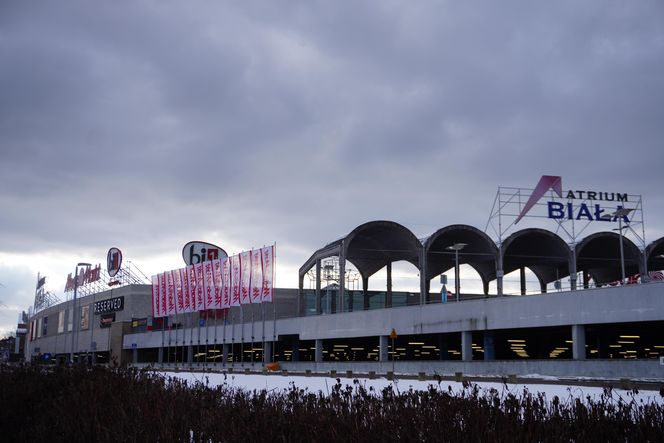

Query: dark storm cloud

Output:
[0, 0, 663, 334]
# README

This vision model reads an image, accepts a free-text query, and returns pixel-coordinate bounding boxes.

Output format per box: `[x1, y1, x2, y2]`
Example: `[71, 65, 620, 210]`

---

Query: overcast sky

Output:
[1, 1, 663, 337]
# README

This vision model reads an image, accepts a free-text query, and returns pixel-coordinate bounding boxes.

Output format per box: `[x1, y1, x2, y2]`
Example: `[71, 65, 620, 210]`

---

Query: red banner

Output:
[251, 248, 262, 304]
[222, 257, 231, 308]
[203, 260, 214, 309]
[160, 272, 167, 317]
[181, 267, 190, 314]
[151, 275, 160, 317]
[174, 269, 183, 314]
[166, 270, 176, 316]
[187, 265, 197, 313]
[231, 254, 241, 307]
[261, 245, 274, 302]
[195, 262, 205, 311]
[240, 251, 252, 304]
[212, 258, 223, 309]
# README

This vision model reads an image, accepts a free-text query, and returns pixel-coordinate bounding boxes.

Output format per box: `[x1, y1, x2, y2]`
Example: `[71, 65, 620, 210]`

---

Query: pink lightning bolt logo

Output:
[515, 175, 563, 224]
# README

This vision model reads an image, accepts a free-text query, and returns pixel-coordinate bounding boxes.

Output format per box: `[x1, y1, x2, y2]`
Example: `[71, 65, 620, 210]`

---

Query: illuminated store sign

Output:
[100, 313, 115, 328]
[107, 247, 123, 278]
[64, 264, 101, 292]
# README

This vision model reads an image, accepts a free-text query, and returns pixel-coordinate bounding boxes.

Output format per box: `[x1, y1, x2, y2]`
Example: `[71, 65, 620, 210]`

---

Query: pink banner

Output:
[160, 272, 167, 317]
[240, 251, 252, 304]
[174, 269, 183, 314]
[250, 249, 262, 304]
[181, 267, 190, 314]
[195, 262, 206, 311]
[203, 260, 214, 310]
[231, 254, 241, 307]
[261, 245, 274, 302]
[166, 270, 176, 316]
[151, 275, 160, 317]
[222, 257, 231, 308]
[188, 265, 197, 313]
[212, 258, 223, 309]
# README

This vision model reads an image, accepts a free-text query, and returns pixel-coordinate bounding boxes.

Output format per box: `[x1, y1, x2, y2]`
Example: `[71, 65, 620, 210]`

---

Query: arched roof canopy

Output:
[502, 229, 572, 284]
[645, 236, 664, 272]
[576, 232, 642, 285]
[423, 224, 498, 284]
[298, 220, 422, 281]
[343, 220, 422, 278]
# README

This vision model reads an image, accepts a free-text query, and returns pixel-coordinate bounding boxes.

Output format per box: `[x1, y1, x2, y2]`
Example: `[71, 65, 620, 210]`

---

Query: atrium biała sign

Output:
[515, 175, 631, 224]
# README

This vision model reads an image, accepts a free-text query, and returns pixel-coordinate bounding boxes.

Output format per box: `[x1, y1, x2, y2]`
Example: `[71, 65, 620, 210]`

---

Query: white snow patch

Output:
[162, 371, 664, 405]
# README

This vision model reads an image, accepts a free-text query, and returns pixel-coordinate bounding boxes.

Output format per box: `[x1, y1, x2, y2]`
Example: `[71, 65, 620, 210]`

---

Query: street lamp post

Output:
[447, 243, 467, 302]
[70, 262, 90, 364]
[609, 208, 633, 285]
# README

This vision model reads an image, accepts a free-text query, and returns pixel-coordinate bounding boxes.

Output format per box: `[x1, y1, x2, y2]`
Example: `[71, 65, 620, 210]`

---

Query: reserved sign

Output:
[94, 296, 124, 315]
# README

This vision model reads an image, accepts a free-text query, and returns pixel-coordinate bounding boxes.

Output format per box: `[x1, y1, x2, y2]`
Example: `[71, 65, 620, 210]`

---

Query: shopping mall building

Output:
[24, 178, 664, 379]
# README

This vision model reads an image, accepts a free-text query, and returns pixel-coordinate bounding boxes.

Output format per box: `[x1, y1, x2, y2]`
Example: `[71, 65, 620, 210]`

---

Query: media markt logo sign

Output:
[514, 175, 631, 224]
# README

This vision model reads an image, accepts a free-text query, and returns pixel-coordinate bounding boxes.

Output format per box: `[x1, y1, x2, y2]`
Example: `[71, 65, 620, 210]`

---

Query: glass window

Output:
[58, 310, 65, 333]
[67, 308, 73, 332]
[81, 305, 90, 330]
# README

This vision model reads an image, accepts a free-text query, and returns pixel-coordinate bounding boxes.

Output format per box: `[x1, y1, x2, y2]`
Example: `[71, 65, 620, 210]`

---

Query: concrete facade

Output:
[26, 285, 152, 362]
[26, 280, 664, 379]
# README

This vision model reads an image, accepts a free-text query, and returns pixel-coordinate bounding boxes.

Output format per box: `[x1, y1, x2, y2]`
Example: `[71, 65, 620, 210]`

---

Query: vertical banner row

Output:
[150, 245, 275, 317]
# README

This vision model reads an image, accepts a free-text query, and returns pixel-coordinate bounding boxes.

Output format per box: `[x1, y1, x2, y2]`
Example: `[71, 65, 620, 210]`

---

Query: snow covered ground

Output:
[164, 371, 664, 405]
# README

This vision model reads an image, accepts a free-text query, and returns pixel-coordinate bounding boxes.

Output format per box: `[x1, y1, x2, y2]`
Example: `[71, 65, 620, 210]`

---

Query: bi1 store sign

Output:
[182, 241, 228, 266]
[515, 175, 633, 224]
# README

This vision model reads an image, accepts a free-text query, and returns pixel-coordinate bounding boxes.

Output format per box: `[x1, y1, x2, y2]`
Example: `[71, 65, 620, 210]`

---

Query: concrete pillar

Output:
[496, 251, 504, 296]
[263, 342, 272, 364]
[419, 249, 427, 305]
[297, 274, 304, 316]
[572, 324, 586, 360]
[339, 246, 345, 313]
[291, 339, 300, 362]
[386, 263, 393, 308]
[438, 335, 448, 361]
[315, 259, 322, 314]
[187, 345, 193, 364]
[483, 331, 495, 361]
[362, 276, 370, 310]
[315, 339, 323, 363]
[461, 331, 473, 362]
[329, 288, 336, 314]
[569, 251, 577, 290]
[158, 347, 163, 364]
[222, 343, 229, 364]
[520, 267, 526, 295]
[379, 335, 389, 363]
[538, 275, 547, 294]
[132, 347, 138, 364]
